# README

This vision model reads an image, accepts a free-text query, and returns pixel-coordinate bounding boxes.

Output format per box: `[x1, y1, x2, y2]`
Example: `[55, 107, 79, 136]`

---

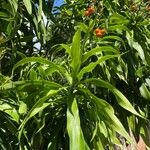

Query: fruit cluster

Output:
[84, 6, 95, 16]
[94, 28, 106, 37]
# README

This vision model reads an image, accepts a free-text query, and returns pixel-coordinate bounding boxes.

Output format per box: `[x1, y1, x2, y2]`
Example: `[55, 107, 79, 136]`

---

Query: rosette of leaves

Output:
[0, 29, 144, 149]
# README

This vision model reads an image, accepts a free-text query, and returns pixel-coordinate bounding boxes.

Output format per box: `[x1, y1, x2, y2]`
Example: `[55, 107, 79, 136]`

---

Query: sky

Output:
[53, 0, 64, 7]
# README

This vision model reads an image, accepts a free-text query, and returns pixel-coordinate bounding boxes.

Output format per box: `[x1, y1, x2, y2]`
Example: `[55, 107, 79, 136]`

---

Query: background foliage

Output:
[0, 0, 150, 149]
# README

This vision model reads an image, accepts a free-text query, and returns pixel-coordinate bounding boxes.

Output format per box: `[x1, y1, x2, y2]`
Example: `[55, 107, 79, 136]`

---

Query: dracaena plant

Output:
[0, 28, 143, 149]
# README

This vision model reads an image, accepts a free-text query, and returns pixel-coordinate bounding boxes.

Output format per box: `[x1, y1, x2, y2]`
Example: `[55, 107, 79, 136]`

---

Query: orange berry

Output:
[87, 6, 95, 14]
[84, 6, 95, 17]
[96, 32, 103, 37]
[95, 28, 101, 34]
[84, 10, 90, 16]
[95, 28, 106, 37]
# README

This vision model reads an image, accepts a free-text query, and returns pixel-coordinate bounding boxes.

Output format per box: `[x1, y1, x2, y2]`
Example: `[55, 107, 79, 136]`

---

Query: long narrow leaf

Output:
[71, 30, 81, 75]
[82, 46, 119, 63]
[78, 55, 119, 80]
[23, 0, 32, 14]
[0, 80, 62, 90]
[67, 97, 90, 150]
[38, 0, 42, 22]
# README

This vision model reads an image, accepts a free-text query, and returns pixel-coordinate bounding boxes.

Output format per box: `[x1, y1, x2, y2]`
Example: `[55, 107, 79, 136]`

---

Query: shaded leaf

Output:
[18, 89, 62, 141]
[80, 88, 132, 142]
[83, 78, 143, 118]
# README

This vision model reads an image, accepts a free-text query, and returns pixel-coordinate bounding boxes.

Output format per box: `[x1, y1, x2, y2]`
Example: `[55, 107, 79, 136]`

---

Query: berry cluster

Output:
[84, 6, 95, 16]
[94, 28, 106, 37]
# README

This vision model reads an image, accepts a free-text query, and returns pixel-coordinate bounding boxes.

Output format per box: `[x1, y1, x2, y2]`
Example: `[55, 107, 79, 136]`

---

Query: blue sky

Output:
[54, 0, 64, 7]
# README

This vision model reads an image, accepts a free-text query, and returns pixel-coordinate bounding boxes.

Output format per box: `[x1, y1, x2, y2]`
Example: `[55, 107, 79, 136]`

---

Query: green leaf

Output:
[38, 66, 45, 78]
[77, 23, 88, 33]
[71, 30, 81, 75]
[100, 36, 125, 45]
[109, 14, 129, 25]
[0, 12, 9, 18]
[38, 0, 42, 22]
[0, 80, 62, 90]
[82, 46, 119, 63]
[83, 78, 143, 118]
[132, 42, 145, 62]
[0, 104, 19, 123]
[78, 54, 119, 80]
[109, 25, 129, 32]
[11, 0, 18, 13]
[60, 44, 71, 56]
[29, 69, 37, 80]
[6, 22, 13, 35]
[140, 84, 150, 100]
[19, 102, 27, 115]
[90, 122, 98, 142]
[67, 97, 90, 150]
[140, 124, 150, 147]
[88, 19, 95, 32]
[28, 102, 50, 119]
[95, 139, 104, 150]
[23, 0, 32, 14]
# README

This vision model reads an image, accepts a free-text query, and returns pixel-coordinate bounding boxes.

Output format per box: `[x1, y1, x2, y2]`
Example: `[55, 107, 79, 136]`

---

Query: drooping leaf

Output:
[132, 42, 145, 62]
[77, 23, 88, 33]
[109, 14, 129, 25]
[100, 35, 125, 46]
[83, 78, 143, 118]
[80, 88, 132, 143]
[11, 0, 18, 13]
